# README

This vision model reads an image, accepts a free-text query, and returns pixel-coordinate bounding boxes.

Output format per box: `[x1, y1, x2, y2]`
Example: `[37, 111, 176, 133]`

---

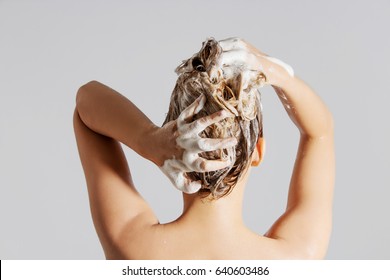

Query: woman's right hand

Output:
[152, 95, 237, 194]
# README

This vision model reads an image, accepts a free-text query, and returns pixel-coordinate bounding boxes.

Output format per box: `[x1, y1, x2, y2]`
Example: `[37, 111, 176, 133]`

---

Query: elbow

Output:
[76, 80, 100, 103]
[75, 80, 100, 125]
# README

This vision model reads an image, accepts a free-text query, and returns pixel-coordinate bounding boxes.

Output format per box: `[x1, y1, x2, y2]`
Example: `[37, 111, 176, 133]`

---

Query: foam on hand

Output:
[265, 56, 294, 77]
[160, 95, 237, 193]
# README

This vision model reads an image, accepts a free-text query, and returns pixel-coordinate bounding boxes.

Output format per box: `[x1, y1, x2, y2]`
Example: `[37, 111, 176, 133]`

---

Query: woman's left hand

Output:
[150, 95, 237, 193]
[218, 37, 294, 87]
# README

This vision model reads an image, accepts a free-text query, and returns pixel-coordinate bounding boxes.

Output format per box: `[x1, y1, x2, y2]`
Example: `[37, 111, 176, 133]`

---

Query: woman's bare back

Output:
[107, 220, 284, 260]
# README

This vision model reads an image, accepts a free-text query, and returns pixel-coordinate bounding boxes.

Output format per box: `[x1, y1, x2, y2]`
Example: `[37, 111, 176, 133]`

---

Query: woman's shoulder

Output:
[109, 221, 290, 259]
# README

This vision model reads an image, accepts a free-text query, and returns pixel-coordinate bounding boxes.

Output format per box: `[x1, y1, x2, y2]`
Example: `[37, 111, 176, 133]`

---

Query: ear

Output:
[251, 137, 266, 167]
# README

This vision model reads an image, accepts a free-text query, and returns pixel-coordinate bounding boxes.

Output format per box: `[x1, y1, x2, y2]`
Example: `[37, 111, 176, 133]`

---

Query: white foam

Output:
[265, 56, 294, 77]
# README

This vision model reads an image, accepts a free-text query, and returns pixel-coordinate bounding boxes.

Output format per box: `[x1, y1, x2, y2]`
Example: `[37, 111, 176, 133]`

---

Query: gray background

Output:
[0, 0, 389, 259]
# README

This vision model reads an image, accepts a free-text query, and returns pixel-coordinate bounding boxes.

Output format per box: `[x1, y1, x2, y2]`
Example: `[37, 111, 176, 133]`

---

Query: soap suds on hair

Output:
[162, 38, 264, 198]
[160, 95, 237, 194]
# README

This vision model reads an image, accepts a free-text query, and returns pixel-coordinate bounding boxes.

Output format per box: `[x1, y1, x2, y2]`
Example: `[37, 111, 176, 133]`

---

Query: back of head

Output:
[163, 38, 265, 199]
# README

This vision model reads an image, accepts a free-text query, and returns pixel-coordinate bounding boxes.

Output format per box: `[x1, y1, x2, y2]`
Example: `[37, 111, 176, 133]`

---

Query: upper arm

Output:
[73, 108, 158, 256]
[265, 131, 335, 259]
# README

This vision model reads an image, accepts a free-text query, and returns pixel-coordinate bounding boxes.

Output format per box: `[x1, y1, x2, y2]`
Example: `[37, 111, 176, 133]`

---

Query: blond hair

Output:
[163, 38, 265, 199]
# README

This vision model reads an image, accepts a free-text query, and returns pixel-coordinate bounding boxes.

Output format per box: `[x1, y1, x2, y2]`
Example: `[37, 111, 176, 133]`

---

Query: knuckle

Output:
[199, 160, 207, 171]
[197, 121, 207, 130]
[178, 123, 190, 134]
[176, 119, 185, 130]
[190, 120, 202, 131]
[183, 151, 196, 165]
[191, 158, 205, 172]
[180, 139, 195, 153]
[197, 138, 208, 151]
[215, 110, 225, 118]
[176, 136, 185, 147]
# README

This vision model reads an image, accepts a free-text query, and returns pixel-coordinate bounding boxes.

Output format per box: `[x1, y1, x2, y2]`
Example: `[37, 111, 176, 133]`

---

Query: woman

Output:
[73, 38, 334, 259]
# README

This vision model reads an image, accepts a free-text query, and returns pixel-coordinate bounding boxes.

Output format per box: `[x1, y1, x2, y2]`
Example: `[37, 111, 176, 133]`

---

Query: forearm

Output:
[274, 77, 333, 138]
[75, 80, 157, 162]
[262, 57, 333, 138]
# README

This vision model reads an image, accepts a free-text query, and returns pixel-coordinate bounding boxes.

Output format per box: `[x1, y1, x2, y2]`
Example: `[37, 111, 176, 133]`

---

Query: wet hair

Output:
[163, 38, 265, 199]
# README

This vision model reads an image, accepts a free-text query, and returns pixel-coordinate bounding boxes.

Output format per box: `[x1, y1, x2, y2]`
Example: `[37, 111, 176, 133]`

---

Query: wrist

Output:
[272, 71, 295, 89]
[138, 123, 160, 165]
[261, 56, 295, 88]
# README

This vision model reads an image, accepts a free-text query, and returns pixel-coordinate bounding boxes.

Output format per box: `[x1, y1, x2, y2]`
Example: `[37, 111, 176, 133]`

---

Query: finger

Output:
[190, 110, 234, 133]
[182, 180, 202, 194]
[219, 37, 245, 51]
[160, 159, 201, 193]
[197, 137, 238, 152]
[170, 171, 201, 193]
[221, 65, 241, 80]
[179, 136, 237, 153]
[171, 171, 186, 190]
[177, 95, 206, 126]
[222, 51, 264, 73]
[162, 165, 190, 191]
[191, 157, 232, 172]
[221, 50, 248, 67]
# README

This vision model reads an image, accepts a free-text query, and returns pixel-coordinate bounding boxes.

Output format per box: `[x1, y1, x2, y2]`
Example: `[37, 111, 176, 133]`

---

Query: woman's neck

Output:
[178, 169, 250, 229]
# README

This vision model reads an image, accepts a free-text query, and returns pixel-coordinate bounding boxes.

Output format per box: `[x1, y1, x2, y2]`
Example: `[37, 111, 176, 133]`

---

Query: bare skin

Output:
[73, 38, 334, 259]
